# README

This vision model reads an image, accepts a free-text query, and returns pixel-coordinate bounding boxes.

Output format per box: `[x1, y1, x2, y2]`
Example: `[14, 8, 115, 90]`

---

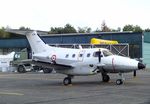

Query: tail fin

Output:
[26, 31, 47, 54]
[7, 52, 15, 58]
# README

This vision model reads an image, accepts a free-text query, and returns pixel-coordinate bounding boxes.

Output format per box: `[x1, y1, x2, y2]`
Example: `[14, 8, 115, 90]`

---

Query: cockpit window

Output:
[102, 50, 113, 57]
[65, 54, 69, 58]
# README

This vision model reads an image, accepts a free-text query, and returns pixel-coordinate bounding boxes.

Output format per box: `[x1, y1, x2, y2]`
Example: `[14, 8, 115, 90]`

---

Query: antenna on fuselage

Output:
[79, 45, 82, 49]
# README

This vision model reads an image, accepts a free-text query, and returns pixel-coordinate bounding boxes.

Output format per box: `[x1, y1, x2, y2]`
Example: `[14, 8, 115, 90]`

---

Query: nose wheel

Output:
[116, 73, 124, 85]
[63, 75, 73, 86]
[116, 79, 123, 85]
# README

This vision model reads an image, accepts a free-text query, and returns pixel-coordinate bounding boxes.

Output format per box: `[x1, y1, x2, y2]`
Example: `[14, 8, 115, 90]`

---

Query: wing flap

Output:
[20, 59, 73, 70]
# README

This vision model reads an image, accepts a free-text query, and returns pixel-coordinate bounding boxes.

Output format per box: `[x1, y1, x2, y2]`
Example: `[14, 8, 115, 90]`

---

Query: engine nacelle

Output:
[56, 66, 97, 76]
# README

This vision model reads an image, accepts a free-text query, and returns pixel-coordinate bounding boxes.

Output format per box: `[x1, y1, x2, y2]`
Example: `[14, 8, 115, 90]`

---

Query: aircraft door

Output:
[78, 50, 85, 61]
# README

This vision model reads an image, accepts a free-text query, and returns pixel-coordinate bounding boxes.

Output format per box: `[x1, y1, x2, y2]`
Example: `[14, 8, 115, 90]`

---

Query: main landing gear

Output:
[63, 75, 73, 86]
[102, 73, 110, 82]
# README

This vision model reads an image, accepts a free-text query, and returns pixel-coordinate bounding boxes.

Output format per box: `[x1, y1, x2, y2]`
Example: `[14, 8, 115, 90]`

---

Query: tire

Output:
[102, 75, 110, 82]
[43, 68, 53, 73]
[17, 65, 26, 73]
[116, 79, 123, 85]
[63, 77, 71, 85]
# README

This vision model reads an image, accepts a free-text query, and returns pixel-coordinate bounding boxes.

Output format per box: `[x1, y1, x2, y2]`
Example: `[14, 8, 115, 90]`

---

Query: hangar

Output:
[0, 29, 146, 65]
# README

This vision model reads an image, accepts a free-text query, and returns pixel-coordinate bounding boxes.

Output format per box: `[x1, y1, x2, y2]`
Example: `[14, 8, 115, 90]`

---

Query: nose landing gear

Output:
[116, 79, 123, 85]
[63, 75, 74, 86]
[116, 73, 124, 85]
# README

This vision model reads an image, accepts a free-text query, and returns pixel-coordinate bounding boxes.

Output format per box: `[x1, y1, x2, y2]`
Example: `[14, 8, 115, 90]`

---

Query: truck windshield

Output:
[102, 50, 113, 57]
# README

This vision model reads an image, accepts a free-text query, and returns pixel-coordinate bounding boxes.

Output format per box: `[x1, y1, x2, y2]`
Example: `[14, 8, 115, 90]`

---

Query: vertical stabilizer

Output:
[26, 31, 47, 54]
[7, 52, 15, 58]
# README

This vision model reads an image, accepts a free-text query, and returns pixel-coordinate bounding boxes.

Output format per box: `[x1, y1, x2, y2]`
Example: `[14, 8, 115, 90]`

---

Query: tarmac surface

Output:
[0, 70, 150, 104]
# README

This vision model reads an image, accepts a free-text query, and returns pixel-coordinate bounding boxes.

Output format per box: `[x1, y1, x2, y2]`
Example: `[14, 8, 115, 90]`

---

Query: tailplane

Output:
[26, 31, 48, 54]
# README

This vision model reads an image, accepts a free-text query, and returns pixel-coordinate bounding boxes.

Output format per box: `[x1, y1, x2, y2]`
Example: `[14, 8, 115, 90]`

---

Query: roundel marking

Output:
[51, 55, 56, 61]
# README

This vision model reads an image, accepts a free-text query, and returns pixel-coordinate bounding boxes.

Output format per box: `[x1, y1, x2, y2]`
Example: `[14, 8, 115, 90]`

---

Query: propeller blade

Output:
[133, 70, 136, 77]
[98, 49, 101, 63]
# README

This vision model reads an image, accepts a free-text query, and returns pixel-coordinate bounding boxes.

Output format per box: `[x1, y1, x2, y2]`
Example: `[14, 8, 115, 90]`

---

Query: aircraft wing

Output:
[20, 59, 73, 70]
[97, 63, 105, 67]
[33, 61, 73, 70]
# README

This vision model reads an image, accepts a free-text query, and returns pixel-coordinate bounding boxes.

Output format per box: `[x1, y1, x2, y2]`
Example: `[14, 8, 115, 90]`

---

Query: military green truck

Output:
[12, 48, 53, 73]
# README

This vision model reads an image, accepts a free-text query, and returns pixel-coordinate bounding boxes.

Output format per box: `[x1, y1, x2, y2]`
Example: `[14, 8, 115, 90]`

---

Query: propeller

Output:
[134, 62, 146, 77]
[133, 70, 136, 77]
[98, 49, 102, 63]
[92, 49, 103, 73]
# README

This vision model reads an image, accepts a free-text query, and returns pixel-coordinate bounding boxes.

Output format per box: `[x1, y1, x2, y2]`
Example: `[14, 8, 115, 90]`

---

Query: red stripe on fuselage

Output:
[112, 58, 115, 72]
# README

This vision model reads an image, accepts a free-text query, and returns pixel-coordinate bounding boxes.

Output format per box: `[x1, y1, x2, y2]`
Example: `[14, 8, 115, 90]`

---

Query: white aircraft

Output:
[25, 31, 145, 85]
[0, 52, 15, 72]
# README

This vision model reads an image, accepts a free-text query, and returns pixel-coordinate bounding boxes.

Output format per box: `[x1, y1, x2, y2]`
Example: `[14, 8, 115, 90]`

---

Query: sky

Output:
[0, 0, 150, 31]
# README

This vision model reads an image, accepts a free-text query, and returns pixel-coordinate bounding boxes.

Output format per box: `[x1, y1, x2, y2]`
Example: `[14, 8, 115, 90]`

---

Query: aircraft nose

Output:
[138, 62, 146, 69]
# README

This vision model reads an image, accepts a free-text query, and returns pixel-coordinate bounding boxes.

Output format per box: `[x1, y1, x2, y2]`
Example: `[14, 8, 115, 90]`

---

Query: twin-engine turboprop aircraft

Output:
[25, 31, 145, 85]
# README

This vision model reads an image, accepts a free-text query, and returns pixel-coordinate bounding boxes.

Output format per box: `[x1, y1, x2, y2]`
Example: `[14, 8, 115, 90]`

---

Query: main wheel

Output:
[63, 77, 72, 85]
[43, 68, 53, 73]
[102, 75, 110, 82]
[116, 79, 123, 85]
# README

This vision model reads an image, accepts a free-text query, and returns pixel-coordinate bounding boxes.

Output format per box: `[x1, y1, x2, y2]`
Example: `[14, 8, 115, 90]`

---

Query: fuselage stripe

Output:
[112, 58, 115, 71]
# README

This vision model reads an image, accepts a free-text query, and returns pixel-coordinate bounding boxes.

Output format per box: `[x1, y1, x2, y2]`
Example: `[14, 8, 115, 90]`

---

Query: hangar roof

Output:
[6, 29, 49, 36]
[6, 29, 137, 37]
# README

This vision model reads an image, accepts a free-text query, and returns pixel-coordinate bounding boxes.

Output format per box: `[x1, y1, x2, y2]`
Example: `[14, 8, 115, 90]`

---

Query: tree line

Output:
[0, 27, 10, 38]
[48, 22, 150, 34]
[0, 21, 150, 38]
[48, 21, 150, 33]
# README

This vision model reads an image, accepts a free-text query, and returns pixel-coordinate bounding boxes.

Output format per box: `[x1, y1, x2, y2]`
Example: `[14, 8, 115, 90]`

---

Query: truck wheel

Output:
[17, 65, 26, 73]
[43, 68, 52, 73]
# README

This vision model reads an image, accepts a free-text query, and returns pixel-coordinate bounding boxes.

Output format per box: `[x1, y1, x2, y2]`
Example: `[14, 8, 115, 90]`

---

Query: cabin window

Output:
[65, 54, 69, 58]
[87, 53, 91, 57]
[79, 54, 83, 57]
[72, 54, 76, 58]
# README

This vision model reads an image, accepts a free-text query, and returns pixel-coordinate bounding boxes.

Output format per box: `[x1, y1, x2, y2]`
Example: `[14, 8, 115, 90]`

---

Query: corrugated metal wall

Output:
[143, 43, 150, 68]
[144, 32, 150, 43]
[43, 32, 143, 58]
[144, 32, 150, 68]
